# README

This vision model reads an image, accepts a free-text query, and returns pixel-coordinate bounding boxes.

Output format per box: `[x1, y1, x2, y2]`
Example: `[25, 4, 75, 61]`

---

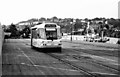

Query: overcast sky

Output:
[0, 0, 119, 25]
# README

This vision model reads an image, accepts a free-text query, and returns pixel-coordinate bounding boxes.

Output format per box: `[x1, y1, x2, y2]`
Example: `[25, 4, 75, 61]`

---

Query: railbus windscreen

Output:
[45, 24, 61, 40]
[45, 28, 57, 40]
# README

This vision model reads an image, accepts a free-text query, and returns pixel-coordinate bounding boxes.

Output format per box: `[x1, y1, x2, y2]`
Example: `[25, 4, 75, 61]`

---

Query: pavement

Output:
[1, 39, 119, 76]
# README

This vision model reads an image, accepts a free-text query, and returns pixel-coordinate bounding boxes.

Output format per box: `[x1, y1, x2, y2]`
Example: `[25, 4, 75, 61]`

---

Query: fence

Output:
[62, 35, 119, 44]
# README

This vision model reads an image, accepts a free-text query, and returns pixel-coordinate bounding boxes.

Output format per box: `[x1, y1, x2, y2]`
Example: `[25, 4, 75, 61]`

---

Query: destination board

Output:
[45, 24, 56, 27]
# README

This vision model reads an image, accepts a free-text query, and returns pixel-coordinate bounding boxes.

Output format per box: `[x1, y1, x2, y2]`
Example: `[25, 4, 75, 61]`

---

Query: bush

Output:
[117, 40, 120, 44]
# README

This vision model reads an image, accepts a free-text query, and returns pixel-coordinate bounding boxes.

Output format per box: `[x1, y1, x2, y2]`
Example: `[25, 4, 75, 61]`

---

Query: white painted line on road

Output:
[21, 63, 25, 65]
[105, 49, 118, 51]
[35, 65, 79, 72]
[90, 72, 118, 75]
[20, 62, 79, 72]
[17, 55, 25, 57]
[17, 48, 45, 75]
[17, 55, 35, 58]
[63, 59, 79, 62]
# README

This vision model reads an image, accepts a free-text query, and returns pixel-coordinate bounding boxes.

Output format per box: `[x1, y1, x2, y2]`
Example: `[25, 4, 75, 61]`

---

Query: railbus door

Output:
[31, 28, 37, 47]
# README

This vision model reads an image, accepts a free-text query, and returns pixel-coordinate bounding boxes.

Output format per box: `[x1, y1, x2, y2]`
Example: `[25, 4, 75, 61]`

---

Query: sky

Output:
[0, 0, 119, 25]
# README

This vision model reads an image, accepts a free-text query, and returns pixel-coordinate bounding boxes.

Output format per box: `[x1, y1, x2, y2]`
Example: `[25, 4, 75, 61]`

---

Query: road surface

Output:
[2, 39, 119, 77]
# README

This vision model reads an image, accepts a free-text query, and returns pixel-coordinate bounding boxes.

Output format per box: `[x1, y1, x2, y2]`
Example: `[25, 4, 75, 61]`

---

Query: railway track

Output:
[20, 39, 119, 76]
[62, 48, 119, 75]
[72, 54, 119, 73]
[76, 48, 118, 57]
[64, 41, 119, 49]
[73, 49, 119, 69]
[29, 46, 119, 76]
[46, 53, 104, 77]
[64, 41, 118, 57]
[71, 46, 118, 57]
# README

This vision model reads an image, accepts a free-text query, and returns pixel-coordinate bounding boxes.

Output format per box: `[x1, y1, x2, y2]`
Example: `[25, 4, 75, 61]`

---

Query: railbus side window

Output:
[32, 29, 37, 39]
[38, 28, 46, 39]
[57, 28, 62, 39]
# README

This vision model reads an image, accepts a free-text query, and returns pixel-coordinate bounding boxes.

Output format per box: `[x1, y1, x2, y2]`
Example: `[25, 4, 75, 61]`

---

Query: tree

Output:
[52, 16, 58, 20]
[39, 17, 46, 21]
[74, 22, 83, 31]
[21, 26, 30, 38]
[9, 23, 18, 38]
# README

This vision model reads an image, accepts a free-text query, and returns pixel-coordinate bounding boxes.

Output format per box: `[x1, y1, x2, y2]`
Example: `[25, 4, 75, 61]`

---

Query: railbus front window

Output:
[46, 31, 57, 40]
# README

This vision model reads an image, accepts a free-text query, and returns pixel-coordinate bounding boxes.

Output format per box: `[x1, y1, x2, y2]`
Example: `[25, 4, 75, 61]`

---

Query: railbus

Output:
[30, 22, 62, 51]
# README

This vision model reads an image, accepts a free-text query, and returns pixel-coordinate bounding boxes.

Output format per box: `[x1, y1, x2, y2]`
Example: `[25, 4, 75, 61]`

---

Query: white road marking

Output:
[17, 48, 45, 75]
[91, 72, 118, 75]
[18, 55, 63, 64]
[17, 55, 25, 57]
[63, 59, 79, 62]
[21, 63, 25, 64]
[20, 62, 79, 72]
[105, 49, 118, 51]
[35, 65, 79, 72]
[17, 55, 35, 58]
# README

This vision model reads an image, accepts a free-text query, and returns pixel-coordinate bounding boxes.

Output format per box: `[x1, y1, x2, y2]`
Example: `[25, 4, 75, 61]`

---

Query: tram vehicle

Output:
[30, 22, 62, 51]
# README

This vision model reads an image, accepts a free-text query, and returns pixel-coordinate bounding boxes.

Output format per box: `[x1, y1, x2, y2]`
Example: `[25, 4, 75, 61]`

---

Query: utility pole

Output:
[86, 22, 90, 35]
[101, 21, 105, 41]
[101, 30, 104, 41]
[70, 19, 76, 41]
[86, 22, 90, 41]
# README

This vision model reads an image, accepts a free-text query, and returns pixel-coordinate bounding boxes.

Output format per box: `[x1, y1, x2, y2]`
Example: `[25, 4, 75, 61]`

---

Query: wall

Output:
[0, 24, 4, 76]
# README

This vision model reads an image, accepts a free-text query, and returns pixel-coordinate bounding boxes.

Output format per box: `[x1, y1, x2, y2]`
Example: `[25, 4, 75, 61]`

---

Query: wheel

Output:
[31, 45, 34, 49]
[57, 47, 62, 52]
[31, 42, 35, 49]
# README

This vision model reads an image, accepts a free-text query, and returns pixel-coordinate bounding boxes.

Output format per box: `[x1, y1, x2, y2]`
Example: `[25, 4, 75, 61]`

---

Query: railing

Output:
[62, 35, 119, 44]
